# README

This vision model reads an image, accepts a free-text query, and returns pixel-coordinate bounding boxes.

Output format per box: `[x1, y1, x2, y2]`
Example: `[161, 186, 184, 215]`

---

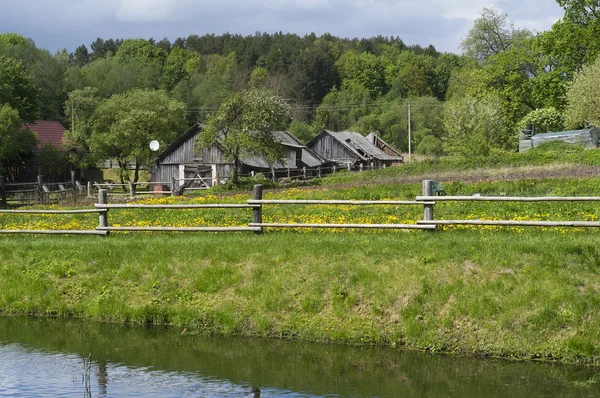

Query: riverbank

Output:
[1, 230, 600, 364]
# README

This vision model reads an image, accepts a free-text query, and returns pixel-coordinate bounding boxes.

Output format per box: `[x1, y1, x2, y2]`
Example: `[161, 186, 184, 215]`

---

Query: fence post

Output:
[423, 180, 434, 222]
[87, 181, 93, 199]
[98, 189, 109, 233]
[347, 162, 351, 171]
[37, 175, 43, 205]
[171, 178, 177, 197]
[317, 166, 322, 178]
[302, 167, 307, 179]
[332, 165, 336, 174]
[71, 171, 77, 205]
[287, 168, 291, 178]
[359, 164, 363, 172]
[253, 184, 263, 234]
[129, 182, 135, 199]
[0, 175, 6, 209]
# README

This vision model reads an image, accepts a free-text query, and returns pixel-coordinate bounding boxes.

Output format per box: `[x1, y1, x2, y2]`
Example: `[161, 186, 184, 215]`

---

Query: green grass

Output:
[1, 230, 600, 364]
[3, 157, 600, 364]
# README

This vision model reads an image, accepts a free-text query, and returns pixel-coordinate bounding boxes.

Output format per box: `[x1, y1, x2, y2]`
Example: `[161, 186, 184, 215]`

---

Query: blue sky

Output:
[0, 0, 565, 54]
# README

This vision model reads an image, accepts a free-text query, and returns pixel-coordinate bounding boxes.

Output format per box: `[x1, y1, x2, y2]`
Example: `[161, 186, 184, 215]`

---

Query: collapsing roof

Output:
[366, 132, 403, 163]
[307, 130, 396, 165]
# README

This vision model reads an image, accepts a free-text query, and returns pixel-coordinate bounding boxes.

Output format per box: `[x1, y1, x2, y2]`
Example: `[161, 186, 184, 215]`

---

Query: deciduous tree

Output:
[90, 90, 187, 185]
[197, 88, 290, 184]
[566, 55, 600, 127]
[461, 8, 531, 62]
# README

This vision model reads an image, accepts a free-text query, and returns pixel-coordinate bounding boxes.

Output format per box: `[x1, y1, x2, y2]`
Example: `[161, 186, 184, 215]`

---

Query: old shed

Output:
[151, 125, 326, 187]
[308, 130, 396, 168]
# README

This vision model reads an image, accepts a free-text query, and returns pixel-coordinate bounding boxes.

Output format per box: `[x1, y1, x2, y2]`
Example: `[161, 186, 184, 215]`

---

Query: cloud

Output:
[0, 0, 565, 53]
[116, 0, 177, 22]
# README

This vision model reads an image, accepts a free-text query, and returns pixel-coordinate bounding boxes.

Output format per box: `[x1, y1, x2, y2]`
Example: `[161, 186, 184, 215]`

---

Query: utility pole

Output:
[407, 100, 411, 163]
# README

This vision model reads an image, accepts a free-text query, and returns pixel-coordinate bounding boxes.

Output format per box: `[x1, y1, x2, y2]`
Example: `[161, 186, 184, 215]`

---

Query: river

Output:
[0, 317, 598, 397]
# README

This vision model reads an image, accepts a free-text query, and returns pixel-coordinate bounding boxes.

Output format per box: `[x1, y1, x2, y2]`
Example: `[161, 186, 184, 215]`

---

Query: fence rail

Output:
[416, 195, 600, 202]
[3, 181, 600, 236]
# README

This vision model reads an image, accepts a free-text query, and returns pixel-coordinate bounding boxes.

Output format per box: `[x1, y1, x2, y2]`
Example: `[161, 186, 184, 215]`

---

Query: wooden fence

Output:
[3, 181, 600, 236]
[0, 173, 87, 208]
[0, 208, 108, 235]
[90, 185, 436, 235]
[416, 180, 600, 228]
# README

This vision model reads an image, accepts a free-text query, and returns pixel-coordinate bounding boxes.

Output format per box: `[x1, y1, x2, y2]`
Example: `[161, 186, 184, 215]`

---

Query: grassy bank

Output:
[1, 230, 600, 364]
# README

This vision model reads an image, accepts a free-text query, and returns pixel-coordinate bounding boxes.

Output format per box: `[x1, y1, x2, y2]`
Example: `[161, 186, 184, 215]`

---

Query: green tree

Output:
[35, 143, 68, 178]
[288, 120, 317, 143]
[557, 0, 600, 24]
[342, 52, 388, 98]
[160, 47, 200, 91]
[197, 88, 290, 184]
[73, 45, 90, 67]
[0, 56, 38, 122]
[566, 55, 600, 127]
[90, 90, 187, 185]
[444, 96, 511, 156]
[289, 40, 339, 105]
[314, 82, 372, 132]
[62, 87, 102, 169]
[461, 7, 532, 62]
[0, 104, 37, 174]
[0, 33, 66, 119]
[520, 107, 566, 134]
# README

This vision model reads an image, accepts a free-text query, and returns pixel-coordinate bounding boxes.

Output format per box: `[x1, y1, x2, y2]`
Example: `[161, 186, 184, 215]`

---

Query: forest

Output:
[1, 0, 600, 180]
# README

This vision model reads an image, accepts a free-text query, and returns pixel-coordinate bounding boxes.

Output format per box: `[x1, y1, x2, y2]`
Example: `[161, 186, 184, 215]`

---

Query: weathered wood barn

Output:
[151, 125, 326, 187]
[307, 130, 397, 169]
[366, 132, 404, 165]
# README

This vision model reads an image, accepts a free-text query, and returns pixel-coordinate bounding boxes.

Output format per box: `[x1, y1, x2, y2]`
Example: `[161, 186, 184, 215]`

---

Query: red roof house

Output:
[21, 121, 66, 150]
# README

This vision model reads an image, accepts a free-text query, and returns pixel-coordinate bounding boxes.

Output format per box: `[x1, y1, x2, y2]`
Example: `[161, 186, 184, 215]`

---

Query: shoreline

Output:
[1, 231, 599, 365]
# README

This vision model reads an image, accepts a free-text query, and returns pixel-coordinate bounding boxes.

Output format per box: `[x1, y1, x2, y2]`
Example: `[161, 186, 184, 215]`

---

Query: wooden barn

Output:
[307, 130, 396, 169]
[151, 125, 326, 188]
[366, 132, 404, 165]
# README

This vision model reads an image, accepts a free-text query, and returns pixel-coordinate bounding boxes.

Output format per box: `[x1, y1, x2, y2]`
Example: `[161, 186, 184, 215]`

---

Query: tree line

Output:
[1, 0, 599, 182]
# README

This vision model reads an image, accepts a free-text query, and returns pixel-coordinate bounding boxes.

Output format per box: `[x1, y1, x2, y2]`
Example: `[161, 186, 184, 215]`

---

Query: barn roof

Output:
[21, 121, 66, 149]
[309, 131, 394, 161]
[366, 132, 403, 160]
[157, 126, 325, 169]
[272, 131, 326, 167]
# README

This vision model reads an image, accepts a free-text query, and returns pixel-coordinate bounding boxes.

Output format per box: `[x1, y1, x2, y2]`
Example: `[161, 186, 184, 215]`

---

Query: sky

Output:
[0, 0, 565, 54]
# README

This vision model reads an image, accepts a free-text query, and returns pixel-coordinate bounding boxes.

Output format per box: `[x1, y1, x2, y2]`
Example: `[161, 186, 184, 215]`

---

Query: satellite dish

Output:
[149, 140, 160, 151]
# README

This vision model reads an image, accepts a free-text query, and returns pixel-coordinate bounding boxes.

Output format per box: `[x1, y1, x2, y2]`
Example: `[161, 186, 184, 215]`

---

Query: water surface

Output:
[0, 317, 598, 397]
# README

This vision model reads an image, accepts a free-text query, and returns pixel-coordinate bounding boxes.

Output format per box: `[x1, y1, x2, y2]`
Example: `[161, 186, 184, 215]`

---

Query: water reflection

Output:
[0, 316, 598, 397]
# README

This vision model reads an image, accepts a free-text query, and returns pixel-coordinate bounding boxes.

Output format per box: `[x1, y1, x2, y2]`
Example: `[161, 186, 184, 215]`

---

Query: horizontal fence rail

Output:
[0, 209, 105, 214]
[4, 181, 600, 236]
[249, 223, 435, 230]
[250, 196, 434, 231]
[417, 196, 600, 202]
[249, 200, 434, 206]
[418, 180, 600, 229]
[95, 204, 258, 209]
[0, 207, 108, 236]
[93, 188, 261, 235]
[97, 226, 261, 232]
[417, 220, 600, 228]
